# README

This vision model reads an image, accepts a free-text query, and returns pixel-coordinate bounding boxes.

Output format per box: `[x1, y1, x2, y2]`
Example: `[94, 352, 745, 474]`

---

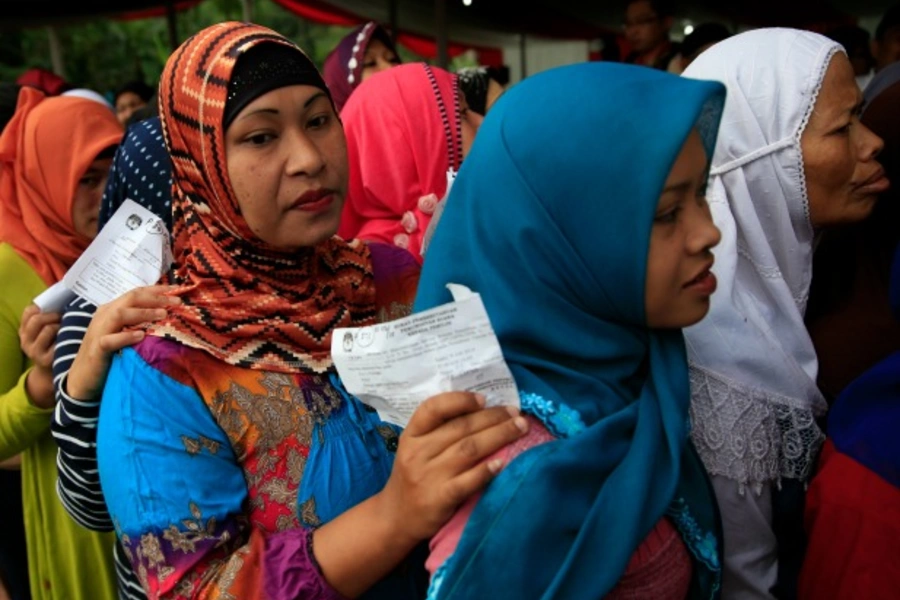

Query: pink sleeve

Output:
[426, 416, 556, 575]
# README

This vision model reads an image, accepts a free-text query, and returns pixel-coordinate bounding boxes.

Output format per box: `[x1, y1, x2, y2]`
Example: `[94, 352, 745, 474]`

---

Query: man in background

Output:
[623, 0, 679, 70]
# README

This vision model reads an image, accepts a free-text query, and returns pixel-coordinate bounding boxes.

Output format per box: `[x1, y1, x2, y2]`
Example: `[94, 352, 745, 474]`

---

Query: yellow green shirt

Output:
[0, 243, 117, 600]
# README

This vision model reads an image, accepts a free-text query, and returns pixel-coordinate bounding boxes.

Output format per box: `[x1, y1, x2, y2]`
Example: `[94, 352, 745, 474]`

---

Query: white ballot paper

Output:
[331, 283, 519, 428]
[61, 199, 173, 307]
[33, 281, 76, 314]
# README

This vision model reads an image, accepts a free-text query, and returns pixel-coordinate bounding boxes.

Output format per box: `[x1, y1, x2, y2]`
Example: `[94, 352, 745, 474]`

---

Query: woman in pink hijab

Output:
[338, 63, 483, 262]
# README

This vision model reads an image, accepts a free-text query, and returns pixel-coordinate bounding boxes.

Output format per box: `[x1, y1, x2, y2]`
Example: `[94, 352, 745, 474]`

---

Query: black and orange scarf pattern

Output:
[147, 22, 377, 373]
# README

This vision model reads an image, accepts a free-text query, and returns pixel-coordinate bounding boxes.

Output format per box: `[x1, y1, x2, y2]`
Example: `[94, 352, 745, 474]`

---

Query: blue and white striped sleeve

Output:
[50, 296, 113, 531]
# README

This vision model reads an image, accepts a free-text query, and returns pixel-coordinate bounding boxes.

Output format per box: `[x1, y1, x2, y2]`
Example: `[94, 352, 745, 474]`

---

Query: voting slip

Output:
[34, 200, 172, 312]
[331, 283, 519, 428]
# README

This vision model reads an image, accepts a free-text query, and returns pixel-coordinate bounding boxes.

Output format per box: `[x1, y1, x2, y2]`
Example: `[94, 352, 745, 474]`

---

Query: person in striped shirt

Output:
[51, 115, 172, 600]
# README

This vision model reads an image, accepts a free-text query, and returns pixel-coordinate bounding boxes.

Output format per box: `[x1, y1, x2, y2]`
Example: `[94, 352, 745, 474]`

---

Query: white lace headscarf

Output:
[682, 28, 842, 493]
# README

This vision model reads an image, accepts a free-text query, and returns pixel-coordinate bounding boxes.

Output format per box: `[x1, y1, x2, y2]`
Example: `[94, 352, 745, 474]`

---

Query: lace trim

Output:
[688, 364, 825, 495]
[666, 497, 721, 599]
[795, 44, 841, 227]
[520, 391, 586, 439]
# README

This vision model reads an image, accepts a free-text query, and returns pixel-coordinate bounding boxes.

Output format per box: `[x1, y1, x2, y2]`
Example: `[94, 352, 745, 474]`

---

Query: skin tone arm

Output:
[315, 392, 529, 598]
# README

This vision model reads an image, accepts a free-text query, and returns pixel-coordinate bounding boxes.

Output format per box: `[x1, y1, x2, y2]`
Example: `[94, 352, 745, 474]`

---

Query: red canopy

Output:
[271, 0, 504, 66]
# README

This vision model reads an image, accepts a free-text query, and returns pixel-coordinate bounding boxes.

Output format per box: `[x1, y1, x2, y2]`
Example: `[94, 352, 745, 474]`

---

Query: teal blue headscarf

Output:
[415, 63, 725, 599]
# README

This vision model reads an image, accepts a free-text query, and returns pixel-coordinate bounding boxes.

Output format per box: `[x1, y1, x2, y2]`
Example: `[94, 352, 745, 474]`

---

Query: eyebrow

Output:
[661, 180, 692, 195]
[304, 91, 327, 108]
[836, 98, 864, 119]
[236, 91, 329, 121]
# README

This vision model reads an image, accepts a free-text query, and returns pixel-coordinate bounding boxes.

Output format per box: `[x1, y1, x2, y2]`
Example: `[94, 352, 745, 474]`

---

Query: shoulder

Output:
[0, 244, 41, 285]
[128, 336, 207, 390]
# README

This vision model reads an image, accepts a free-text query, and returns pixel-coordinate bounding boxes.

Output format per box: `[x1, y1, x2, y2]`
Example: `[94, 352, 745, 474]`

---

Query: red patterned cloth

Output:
[147, 22, 377, 373]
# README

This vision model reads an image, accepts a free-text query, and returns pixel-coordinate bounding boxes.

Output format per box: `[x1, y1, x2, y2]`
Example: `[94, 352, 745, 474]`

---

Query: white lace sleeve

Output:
[689, 363, 825, 495]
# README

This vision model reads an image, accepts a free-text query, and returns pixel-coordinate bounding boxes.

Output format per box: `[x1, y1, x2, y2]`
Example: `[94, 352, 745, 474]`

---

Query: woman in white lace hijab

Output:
[683, 28, 886, 599]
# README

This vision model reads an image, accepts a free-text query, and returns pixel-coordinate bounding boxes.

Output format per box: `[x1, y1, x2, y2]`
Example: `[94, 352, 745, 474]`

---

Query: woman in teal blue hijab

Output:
[415, 62, 726, 599]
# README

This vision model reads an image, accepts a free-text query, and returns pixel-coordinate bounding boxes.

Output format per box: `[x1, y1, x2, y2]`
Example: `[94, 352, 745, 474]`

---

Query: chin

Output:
[670, 301, 712, 329]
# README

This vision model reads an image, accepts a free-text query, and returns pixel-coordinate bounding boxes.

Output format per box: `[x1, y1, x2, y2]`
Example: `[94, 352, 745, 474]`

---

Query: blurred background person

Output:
[456, 65, 508, 117]
[623, 0, 679, 70]
[826, 24, 876, 90]
[323, 21, 402, 113]
[112, 79, 153, 126]
[679, 22, 731, 71]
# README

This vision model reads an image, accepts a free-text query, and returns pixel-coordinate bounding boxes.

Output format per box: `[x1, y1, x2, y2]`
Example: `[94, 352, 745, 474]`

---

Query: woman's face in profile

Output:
[801, 53, 888, 229]
[645, 130, 721, 329]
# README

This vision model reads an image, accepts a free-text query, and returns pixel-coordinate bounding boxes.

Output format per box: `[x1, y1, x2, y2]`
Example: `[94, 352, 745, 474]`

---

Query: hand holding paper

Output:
[331, 283, 519, 427]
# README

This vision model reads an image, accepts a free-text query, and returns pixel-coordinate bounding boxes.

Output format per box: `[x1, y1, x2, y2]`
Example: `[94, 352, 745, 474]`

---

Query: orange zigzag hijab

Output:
[146, 22, 376, 373]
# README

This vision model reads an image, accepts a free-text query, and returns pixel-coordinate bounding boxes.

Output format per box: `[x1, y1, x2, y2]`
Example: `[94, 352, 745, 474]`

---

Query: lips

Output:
[291, 188, 334, 208]
[291, 188, 336, 212]
[854, 167, 890, 194]
[684, 262, 714, 288]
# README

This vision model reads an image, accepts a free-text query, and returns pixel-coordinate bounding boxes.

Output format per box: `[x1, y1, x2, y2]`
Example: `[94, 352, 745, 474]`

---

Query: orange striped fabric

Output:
[146, 22, 377, 373]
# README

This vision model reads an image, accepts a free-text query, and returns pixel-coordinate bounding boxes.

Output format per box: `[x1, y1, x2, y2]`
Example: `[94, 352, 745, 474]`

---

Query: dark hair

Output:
[826, 25, 871, 54]
[0, 82, 21, 131]
[486, 66, 510, 87]
[680, 23, 731, 60]
[625, 0, 675, 18]
[125, 91, 159, 128]
[876, 3, 900, 40]
[114, 79, 154, 104]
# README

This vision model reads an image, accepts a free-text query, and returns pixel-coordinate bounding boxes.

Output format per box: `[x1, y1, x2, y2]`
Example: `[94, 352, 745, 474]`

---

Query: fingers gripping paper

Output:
[331, 284, 520, 427]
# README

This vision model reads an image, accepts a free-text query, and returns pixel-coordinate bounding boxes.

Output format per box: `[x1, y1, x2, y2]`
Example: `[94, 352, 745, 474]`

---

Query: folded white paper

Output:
[61, 199, 173, 307]
[33, 281, 76, 314]
[331, 283, 519, 427]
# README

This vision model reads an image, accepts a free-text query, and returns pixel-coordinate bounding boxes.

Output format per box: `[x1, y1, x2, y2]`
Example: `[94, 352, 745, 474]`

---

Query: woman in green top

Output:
[0, 86, 122, 600]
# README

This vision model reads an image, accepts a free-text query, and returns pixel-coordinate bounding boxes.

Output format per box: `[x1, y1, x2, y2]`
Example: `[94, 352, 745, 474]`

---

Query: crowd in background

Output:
[1, 1, 900, 600]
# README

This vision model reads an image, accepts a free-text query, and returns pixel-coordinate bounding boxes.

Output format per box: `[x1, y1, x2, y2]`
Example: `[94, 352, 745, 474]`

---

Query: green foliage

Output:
[0, 0, 429, 97]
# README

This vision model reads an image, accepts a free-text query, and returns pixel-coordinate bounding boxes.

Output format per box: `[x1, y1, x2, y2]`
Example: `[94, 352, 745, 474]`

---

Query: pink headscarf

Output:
[338, 63, 462, 262]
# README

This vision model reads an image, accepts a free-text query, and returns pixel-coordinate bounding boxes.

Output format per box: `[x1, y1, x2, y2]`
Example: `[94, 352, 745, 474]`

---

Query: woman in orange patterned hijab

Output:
[95, 22, 525, 600]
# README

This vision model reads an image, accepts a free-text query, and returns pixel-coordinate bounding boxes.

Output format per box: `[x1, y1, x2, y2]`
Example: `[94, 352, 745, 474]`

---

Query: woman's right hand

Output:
[65, 285, 180, 400]
[378, 392, 529, 545]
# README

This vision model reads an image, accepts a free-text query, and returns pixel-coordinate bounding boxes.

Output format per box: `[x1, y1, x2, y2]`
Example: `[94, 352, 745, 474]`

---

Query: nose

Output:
[94, 175, 110, 206]
[284, 128, 326, 178]
[858, 121, 884, 162]
[688, 203, 721, 255]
